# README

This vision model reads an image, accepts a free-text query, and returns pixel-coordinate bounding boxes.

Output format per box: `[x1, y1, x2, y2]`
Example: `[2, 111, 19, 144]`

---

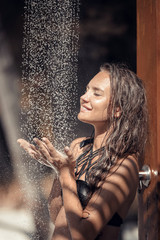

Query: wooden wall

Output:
[137, 0, 160, 239]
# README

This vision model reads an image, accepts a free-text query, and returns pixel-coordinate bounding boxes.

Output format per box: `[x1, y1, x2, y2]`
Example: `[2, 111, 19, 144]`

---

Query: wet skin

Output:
[17, 71, 139, 240]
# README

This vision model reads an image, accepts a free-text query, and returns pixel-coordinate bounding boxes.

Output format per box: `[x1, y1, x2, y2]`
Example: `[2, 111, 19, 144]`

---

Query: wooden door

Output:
[137, 0, 160, 239]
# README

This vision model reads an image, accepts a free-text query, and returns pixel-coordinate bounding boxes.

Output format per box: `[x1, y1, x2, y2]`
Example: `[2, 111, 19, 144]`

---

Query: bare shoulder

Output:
[105, 155, 139, 197]
[102, 156, 139, 206]
[88, 155, 139, 212]
[68, 137, 86, 159]
[109, 155, 139, 181]
[83, 155, 139, 233]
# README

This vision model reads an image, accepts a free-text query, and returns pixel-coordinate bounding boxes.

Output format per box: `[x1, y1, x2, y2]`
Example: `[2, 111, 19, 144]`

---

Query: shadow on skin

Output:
[50, 156, 139, 240]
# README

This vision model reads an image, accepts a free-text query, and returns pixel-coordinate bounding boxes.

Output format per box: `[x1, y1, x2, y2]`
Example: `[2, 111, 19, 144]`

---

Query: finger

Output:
[18, 139, 38, 153]
[64, 146, 74, 160]
[30, 144, 48, 163]
[17, 139, 36, 156]
[33, 138, 51, 158]
[36, 139, 50, 151]
[41, 137, 57, 156]
[34, 138, 58, 169]
[30, 145, 42, 159]
[31, 141, 48, 156]
[30, 143, 39, 152]
[82, 211, 90, 219]
[30, 144, 53, 167]
[17, 138, 30, 148]
[17, 138, 53, 168]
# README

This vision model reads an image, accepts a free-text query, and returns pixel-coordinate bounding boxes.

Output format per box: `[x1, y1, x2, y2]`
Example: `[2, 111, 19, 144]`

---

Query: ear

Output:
[114, 107, 121, 118]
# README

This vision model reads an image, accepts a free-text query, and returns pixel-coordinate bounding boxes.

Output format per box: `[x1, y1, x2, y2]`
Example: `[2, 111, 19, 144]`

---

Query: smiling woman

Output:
[17, 63, 148, 240]
[78, 71, 111, 126]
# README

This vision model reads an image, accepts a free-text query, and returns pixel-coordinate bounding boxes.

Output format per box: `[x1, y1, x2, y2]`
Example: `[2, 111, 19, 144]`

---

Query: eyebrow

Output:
[86, 85, 104, 92]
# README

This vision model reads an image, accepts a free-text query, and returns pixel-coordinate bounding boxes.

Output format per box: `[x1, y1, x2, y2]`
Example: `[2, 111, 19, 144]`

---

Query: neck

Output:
[93, 125, 108, 151]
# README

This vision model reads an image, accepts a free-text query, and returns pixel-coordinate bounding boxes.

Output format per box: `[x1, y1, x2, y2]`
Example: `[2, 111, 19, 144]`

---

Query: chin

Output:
[78, 112, 88, 120]
[77, 112, 85, 122]
[77, 113, 93, 125]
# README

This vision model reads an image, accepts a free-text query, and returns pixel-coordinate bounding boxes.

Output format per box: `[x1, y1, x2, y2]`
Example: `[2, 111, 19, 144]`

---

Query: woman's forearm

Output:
[48, 178, 63, 223]
[59, 167, 90, 240]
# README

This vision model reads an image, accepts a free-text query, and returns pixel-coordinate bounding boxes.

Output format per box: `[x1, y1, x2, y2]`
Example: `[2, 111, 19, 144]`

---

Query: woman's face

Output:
[78, 71, 111, 128]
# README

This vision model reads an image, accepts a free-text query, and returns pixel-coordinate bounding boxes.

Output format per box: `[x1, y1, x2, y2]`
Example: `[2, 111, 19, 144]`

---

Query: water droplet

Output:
[21, 0, 80, 152]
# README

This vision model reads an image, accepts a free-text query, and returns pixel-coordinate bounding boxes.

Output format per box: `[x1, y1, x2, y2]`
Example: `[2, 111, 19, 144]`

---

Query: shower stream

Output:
[21, 0, 80, 151]
[0, 0, 80, 239]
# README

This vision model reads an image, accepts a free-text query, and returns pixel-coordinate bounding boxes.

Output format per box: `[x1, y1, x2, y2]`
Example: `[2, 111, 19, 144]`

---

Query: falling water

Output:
[21, 0, 80, 152]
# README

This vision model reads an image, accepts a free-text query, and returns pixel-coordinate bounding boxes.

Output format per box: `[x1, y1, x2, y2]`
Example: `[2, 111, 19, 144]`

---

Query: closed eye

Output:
[94, 92, 101, 96]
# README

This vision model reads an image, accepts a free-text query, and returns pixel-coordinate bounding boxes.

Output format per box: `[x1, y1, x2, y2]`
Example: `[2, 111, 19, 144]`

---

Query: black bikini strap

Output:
[76, 146, 93, 180]
[75, 138, 105, 181]
[80, 138, 94, 148]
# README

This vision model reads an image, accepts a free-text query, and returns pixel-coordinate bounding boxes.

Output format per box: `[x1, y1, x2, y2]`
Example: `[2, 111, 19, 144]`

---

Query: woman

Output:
[17, 63, 148, 240]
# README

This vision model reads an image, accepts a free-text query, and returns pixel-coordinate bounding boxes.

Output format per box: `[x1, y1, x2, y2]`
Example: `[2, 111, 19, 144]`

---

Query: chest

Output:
[75, 146, 105, 181]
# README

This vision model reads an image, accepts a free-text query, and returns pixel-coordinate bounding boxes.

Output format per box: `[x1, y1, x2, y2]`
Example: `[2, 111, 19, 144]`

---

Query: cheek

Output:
[93, 101, 109, 119]
[101, 108, 108, 120]
[94, 98, 109, 110]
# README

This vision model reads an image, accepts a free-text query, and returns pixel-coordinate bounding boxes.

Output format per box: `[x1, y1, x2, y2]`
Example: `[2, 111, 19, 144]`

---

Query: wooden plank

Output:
[137, 0, 160, 239]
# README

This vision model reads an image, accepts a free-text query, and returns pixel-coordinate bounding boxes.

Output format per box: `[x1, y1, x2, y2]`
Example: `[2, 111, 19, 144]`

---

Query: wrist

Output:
[59, 166, 75, 186]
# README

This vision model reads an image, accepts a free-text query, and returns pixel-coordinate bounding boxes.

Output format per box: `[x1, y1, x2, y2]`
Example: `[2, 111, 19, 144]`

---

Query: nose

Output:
[80, 91, 89, 102]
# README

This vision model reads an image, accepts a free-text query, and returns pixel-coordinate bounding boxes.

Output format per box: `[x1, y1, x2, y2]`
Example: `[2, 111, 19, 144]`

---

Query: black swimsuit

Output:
[75, 138, 123, 228]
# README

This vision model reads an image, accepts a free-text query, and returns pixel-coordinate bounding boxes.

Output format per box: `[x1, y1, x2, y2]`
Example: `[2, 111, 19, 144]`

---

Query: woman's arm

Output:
[17, 138, 63, 223]
[59, 155, 139, 240]
[48, 178, 63, 224]
[22, 137, 139, 240]
[48, 137, 84, 225]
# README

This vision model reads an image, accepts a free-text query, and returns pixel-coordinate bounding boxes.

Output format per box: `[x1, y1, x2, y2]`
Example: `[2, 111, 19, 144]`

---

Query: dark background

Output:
[0, 0, 136, 184]
[0, 0, 136, 79]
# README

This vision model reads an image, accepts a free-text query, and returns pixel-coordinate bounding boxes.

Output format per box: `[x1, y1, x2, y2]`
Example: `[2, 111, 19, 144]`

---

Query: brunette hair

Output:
[87, 63, 148, 188]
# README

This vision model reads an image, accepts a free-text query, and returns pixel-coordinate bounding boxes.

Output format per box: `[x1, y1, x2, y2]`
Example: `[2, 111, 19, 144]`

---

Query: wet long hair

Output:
[87, 63, 148, 188]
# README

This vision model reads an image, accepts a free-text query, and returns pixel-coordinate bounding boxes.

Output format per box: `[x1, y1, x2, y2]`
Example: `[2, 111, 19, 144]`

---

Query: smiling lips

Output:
[80, 105, 92, 112]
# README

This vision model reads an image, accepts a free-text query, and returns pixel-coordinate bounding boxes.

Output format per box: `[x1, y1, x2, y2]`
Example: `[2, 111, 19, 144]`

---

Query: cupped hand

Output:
[17, 138, 53, 168]
[34, 137, 75, 171]
[17, 137, 75, 172]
